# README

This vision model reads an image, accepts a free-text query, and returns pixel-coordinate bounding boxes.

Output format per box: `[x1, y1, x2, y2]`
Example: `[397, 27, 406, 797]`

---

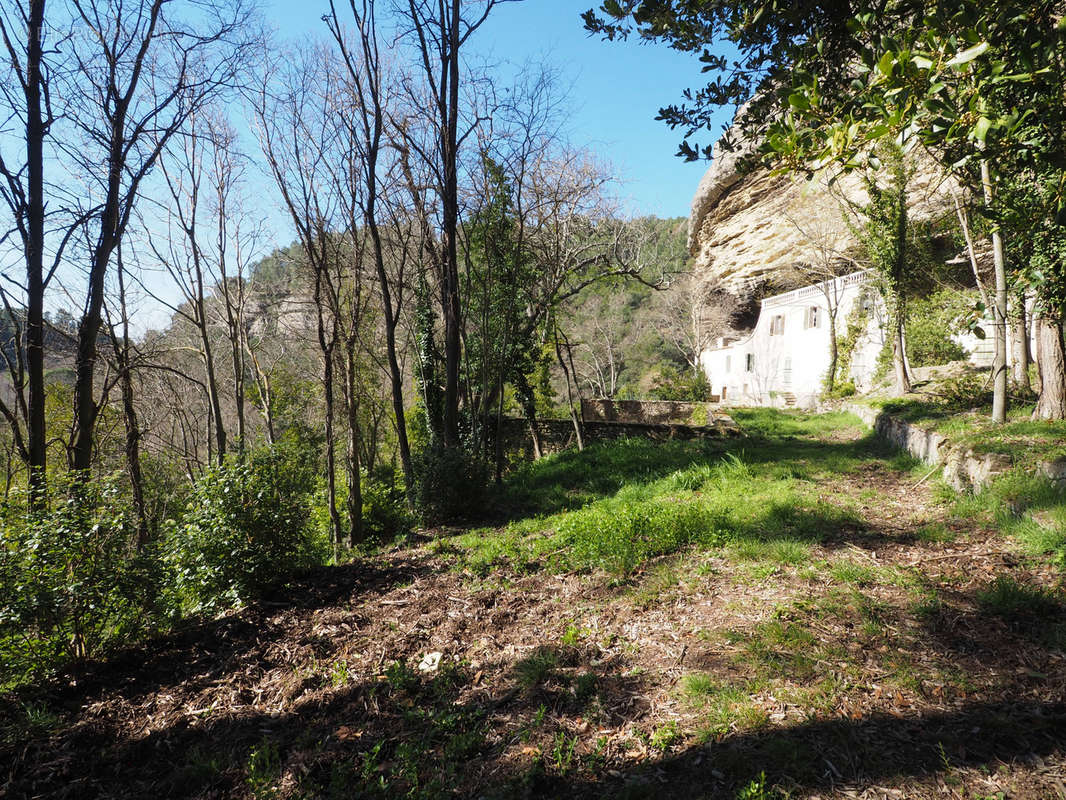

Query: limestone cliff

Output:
[688, 133, 957, 297]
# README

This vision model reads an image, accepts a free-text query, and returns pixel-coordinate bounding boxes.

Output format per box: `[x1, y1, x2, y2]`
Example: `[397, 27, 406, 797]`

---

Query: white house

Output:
[700, 270, 996, 408]
[700, 271, 884, 408]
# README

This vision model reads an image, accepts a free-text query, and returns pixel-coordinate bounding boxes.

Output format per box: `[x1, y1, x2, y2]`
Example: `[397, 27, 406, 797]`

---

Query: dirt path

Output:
[3, 427, 1065, 800]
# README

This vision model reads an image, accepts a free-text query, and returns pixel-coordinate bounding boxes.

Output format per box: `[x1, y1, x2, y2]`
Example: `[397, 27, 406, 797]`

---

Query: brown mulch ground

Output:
[2, 434, 1065, 799]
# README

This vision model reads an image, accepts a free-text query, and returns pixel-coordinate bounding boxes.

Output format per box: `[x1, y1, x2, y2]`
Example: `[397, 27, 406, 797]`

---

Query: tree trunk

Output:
[440, 0, 463, 450]
[367, 221, 414, 503]
[344, 342, 363, 548]
[322, 341, 341, 561]
[197, 311, 226, 466]
[826, 313, 839, 394]
[555, 326, 584, 451]
[25, 0, 47, 506]
[247, 348, 277, 444]
[229, 322, 246, 453]
[1010, 291, 1032, 393]
[892, 312, 911, 395]
[1033, 313, 1066, 420]
[981, 159, 1009, 424]
[119, 361, 149, 546]
[71, 112, 127, 473]
[70, 247, 110, 473]
[112, 252, 149, 545]
[890, 175, 911, 397]
[514, 372, 543, 459]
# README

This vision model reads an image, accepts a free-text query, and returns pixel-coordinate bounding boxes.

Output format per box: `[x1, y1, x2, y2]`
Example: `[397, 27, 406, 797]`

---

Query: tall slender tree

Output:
[62, 0, 256, 473]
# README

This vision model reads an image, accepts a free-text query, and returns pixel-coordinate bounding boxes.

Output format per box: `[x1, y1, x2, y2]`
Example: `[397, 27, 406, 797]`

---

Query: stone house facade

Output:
[699, 271, 996, 409]
[699, 271, 884, 408]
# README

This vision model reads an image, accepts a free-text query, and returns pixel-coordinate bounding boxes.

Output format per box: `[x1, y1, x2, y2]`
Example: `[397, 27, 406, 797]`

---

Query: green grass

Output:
[681, 675, 769, 739]
[439, 410, 883, 577]
[950, 468, 1066, 565]
[977, 575, 1063, 620]
[976, 575, 1066, 649]
[829, 560, 878, 586]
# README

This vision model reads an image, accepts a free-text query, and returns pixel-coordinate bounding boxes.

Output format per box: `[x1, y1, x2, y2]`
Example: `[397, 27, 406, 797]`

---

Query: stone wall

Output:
[497, 415, 741, 461]
[580, 399, 716, 426]
[841, 402, 1065, 492]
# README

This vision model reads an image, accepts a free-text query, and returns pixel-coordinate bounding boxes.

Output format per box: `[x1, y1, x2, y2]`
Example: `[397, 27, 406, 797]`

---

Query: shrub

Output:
[905, 290, 972, 368]
[936, 372, 993, 410]
[361, 466, 413, 543]
[0, 474, 158, 686]
[413, 442, 488, 525]
[649, 364, 711, 402]
[166, 440, 326, 613]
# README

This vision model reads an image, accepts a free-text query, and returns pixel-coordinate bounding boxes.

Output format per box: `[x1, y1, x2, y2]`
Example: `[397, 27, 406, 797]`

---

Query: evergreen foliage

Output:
[166, 439, 326, 614]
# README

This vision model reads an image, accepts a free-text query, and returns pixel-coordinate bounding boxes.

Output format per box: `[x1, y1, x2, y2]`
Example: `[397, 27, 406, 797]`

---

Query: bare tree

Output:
[206, 116, 262, 452]
[396, 0, 514, 448]
[552, 320, 583, 451]
[145, 109, 262, 465]
[59, 0, 256, 473]
[572, 291, 629, 399]
[0, 0, 67, 502]
[326, 0, 416, 503]
[151, 114, 228, 465]
[653, 271, 737, 376]
[101, 243, 148, 543]
[252, 45, 351, 554]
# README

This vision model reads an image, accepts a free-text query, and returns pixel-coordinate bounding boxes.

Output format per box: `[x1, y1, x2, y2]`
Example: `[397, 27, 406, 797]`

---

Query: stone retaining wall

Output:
[840, 401, 1065, 492]
[580, 399, 716, 426]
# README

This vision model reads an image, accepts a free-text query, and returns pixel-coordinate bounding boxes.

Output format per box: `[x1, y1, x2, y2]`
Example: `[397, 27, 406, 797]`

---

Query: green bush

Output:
[555, 499, 727, 575]
[905, 290, 972, 368]
[649, 364, 711, 402]
[413, 442, 488, 524]
[361, 466, 413, 543]
[935, 372, 993, 410]
[166, 440, 326, 613]
[0, 474, 159, 686]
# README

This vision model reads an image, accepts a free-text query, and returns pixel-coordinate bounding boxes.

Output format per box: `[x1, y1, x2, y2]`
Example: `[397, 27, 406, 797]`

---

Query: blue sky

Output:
[44, 1, 738, 330]
[269, 0, 733, 220]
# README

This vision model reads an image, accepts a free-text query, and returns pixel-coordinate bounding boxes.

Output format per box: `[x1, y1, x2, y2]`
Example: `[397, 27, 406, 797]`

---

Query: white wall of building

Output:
[700, 271, 885, 408]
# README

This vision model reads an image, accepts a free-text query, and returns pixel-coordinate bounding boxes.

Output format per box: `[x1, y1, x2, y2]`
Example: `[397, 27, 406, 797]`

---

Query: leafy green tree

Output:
[852, 144, 914, 394]
[766, 1, 1066, 419]
[582, 1, 861, 159]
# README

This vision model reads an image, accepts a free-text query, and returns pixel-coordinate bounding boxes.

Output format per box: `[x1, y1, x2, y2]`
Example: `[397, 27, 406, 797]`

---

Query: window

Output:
[769, 314, 785, 335]
[804, 306, 821, 329]
[725, 355, 731, 372]
[746, 353, 755, 372]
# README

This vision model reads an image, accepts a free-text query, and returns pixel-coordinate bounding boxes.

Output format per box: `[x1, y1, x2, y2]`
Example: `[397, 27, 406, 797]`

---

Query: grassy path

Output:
[3, 410, 1064, 799]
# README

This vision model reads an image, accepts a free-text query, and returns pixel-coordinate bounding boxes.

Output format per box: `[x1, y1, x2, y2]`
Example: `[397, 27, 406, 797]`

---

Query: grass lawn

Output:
[2, 409, 1064, 800]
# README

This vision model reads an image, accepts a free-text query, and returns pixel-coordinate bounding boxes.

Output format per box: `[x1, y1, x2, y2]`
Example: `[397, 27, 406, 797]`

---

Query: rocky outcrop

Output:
[688, 126, 957, 296]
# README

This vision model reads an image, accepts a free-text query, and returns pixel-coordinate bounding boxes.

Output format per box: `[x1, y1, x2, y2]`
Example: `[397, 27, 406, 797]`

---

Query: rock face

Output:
[688, 130, 957, 296]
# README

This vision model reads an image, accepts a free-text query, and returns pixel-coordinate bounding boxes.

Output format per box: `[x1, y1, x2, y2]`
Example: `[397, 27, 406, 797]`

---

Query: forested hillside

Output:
[2, 2, 1065, 798]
